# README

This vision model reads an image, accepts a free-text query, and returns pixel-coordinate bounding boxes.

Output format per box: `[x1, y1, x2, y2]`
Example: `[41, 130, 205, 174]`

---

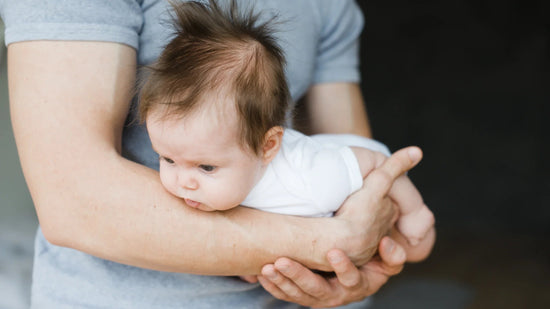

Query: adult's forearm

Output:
[303, 83, 372, 137]
[50, 154, 335, 275]
[19, 139, 336, 275]
[7, 41, 337, 276]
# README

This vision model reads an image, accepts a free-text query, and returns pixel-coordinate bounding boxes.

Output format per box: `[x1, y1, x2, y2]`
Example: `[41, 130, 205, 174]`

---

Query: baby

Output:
[139, 0, 434, 246]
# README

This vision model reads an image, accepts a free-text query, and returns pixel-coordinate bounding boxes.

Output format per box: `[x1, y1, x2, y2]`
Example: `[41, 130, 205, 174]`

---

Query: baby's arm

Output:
[391, 224, 436, 262]
[350, 147, 435, 246]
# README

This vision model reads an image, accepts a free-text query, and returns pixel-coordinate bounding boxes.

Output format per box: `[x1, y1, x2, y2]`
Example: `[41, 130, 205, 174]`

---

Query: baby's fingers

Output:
[397, 206, 435, 246]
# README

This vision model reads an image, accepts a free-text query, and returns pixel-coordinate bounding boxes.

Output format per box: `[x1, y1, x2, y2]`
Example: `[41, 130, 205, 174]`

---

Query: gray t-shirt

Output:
[1, 0, 367, 308]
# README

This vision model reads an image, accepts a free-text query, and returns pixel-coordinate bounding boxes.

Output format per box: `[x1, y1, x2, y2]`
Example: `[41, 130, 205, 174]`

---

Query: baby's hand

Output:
[396, 204, 435, 246]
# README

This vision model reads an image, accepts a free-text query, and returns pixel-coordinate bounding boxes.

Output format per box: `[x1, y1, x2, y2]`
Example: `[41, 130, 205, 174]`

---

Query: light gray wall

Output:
[0, 19, 36, 222]
[0, 19, 36, 309]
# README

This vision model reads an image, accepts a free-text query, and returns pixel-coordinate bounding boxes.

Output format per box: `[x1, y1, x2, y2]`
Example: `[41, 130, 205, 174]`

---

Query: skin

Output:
[255, 83, 436, 306]
[256, 147, 435, 307]
[147, 94, 282, 213]
[297, 83, 372, 137]
[7, 40, 433, 306]
[351, 147, 435, 246]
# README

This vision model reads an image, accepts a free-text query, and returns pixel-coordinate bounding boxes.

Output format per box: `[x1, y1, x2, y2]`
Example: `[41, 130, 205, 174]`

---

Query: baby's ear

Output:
[262, 126, 284, 164]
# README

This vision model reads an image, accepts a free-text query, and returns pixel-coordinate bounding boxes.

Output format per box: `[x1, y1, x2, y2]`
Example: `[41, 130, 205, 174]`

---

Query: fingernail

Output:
[395, 244, 406, 262]
[265, 269, 277, 280]
[408, 147, 422, 163]
[275, 262, 289, 273]
[385, 238, 395, 255]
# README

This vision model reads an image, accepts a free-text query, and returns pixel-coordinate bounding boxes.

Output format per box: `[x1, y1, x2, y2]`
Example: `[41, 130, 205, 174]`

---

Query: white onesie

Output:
[241, 129, 391, 217]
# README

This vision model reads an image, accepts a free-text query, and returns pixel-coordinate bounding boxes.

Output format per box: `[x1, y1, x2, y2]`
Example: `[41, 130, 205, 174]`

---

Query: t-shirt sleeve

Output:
[313, 0, 364, 84]
[1, 0, 143, 49]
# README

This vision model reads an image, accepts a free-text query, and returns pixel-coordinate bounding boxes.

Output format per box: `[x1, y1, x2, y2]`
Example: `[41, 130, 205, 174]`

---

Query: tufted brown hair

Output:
[138, 0, 290, 155]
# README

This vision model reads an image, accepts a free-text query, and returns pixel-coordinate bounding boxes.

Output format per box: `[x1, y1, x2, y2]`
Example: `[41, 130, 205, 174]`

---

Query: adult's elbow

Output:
[35, 201, 81, 248]
[39, 215, 72, 247]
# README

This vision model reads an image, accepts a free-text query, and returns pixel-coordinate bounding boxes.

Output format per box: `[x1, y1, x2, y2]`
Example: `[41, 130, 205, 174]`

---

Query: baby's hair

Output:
[139, 0, 290, 155]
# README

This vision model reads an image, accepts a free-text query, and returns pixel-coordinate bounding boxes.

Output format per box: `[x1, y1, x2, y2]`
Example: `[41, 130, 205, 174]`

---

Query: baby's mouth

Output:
[184, 198, 201, 208]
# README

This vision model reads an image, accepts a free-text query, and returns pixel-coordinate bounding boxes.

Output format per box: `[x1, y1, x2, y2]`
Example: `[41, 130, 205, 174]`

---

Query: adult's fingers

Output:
[356, 237, 406, 296]
[364, 146, 423, 199]
[273, 257, 331, 299]
[260, 263, 313, 303]
[262, 253, 405, 308]
[378, 236, 406, 272]
[257, 273, 289, 301]
[327, 249, 362, 289]
[266, 257, 364, 308]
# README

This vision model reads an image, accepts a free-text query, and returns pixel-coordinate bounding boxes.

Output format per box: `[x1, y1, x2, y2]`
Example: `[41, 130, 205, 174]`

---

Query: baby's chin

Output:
[197, 204, 217, 212]
[199, 204, 240, 212]
[185, 199, 219, 212]
[199, 202, 241, 212]
[182, 197, 238, 212]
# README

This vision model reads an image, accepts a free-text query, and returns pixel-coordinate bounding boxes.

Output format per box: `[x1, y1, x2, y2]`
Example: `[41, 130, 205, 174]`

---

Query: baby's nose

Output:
[179, 172, 198, 190]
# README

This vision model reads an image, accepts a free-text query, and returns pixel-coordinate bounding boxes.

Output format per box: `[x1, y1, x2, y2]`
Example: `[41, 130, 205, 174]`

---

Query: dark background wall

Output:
[355, 1, 549, 308]
[357, 0, 549, 235]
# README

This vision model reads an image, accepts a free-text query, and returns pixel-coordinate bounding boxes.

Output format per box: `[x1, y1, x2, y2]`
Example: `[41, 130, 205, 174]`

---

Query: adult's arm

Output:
[299, 82, 372, 138]
[258, 147, 425, 307]
[258, 82, 436, 305]
[7, 40, 367, 275]
[303, 82, 436, 258]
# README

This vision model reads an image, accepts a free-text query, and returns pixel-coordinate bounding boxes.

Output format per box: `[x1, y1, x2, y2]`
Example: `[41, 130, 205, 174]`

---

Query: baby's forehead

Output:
[150, 87, 238, 119]
[189, 94, 240, 131]
[200, 89, 238, 113]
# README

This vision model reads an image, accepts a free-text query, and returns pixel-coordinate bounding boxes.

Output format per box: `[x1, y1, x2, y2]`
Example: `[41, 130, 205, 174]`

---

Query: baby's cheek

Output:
[159, 172, 175, 193]
[212, 187, 242, 211]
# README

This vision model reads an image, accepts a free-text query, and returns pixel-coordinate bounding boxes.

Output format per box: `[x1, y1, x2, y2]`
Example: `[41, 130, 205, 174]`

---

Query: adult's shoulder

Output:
[0, 0, 146, 49]
[308, 0, 364, 24]
[305, 0, 365, 84]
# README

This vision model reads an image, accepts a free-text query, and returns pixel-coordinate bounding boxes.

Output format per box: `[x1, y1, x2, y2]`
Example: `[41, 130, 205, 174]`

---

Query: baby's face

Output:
[146, 102, 265, 212]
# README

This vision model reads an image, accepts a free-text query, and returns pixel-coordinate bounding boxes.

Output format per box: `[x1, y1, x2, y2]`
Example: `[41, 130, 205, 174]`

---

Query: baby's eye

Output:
[162, 157, 175, 164]
[199, 164, 217, 172]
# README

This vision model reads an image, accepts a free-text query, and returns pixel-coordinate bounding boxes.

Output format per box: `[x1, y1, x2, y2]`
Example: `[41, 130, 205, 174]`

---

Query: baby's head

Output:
[139, 0, 290, 211]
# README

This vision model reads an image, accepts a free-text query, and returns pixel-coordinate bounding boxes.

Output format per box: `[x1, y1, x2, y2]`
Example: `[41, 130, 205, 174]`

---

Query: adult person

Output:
[1, 0, 434, 308]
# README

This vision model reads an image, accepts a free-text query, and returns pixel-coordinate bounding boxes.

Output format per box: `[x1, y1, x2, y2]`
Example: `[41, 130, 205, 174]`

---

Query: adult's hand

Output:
[257, 236, 406, 308]
[331, 146, 423, 267]
[256, 146, 422, 306]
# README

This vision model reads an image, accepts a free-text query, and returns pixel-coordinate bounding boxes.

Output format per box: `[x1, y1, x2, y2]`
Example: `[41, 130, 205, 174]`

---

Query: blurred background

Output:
[356, 0, 549, 308]
[1, 0, 549, 308]
[0, 18, 39, 309]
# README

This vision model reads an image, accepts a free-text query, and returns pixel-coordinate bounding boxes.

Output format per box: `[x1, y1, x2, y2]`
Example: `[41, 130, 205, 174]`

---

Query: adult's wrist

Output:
[332, 188, 398, 266]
